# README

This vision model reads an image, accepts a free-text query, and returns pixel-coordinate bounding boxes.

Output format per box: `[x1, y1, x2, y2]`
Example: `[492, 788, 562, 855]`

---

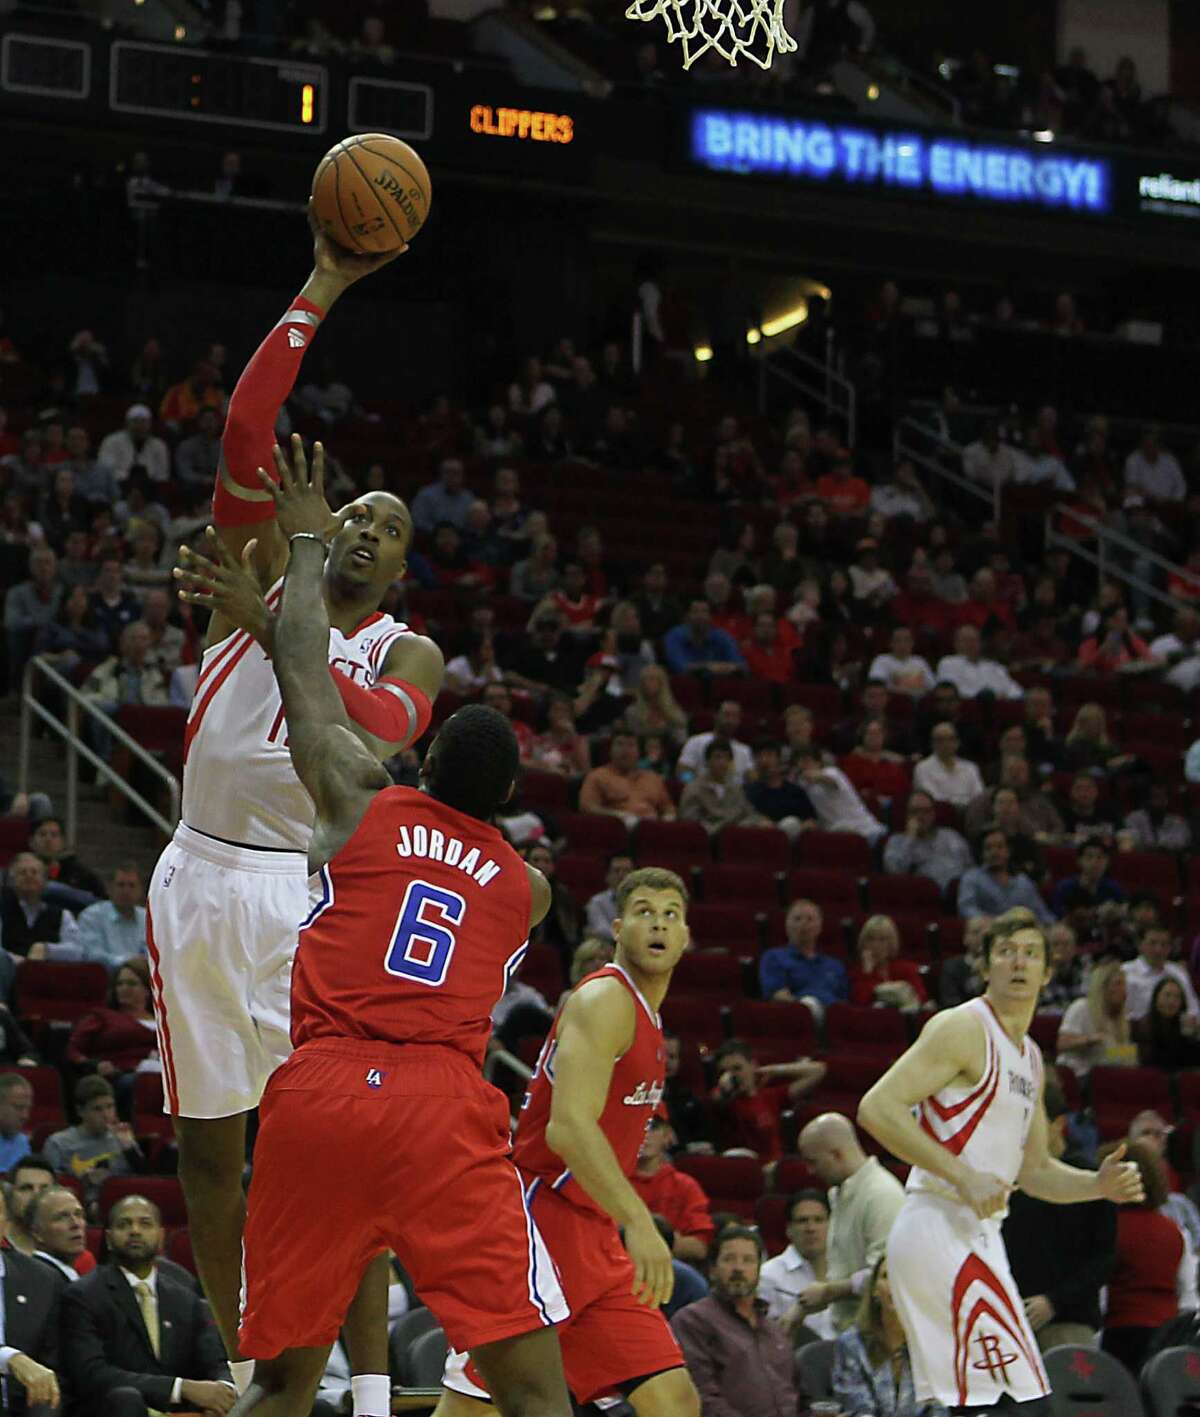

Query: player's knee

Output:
[177, 1136, 245, 1198]
[630, 1367, 700, 1417]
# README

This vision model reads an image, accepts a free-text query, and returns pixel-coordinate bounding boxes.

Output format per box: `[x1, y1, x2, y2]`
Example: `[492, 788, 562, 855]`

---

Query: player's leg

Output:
[342, 1251, 392, 1414]
[431, 1392, 497, 1417]
[175, 1112, 250, 1356]
[227, 1345, 331, 1417]
[626, 1367, 701, 1417]
[470, 1328, 570, 1417]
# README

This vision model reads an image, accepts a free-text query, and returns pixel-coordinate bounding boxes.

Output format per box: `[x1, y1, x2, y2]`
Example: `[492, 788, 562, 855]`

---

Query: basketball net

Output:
[626, 0, 797, 70]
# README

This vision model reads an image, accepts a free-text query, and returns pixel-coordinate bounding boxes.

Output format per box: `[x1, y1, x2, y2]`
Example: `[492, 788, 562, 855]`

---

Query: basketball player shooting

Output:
[857, 908, 1143, 1415]
[154, 219, 443, 1410]
[437, 867, 701, 1417]
[229, 441, 571, 1417]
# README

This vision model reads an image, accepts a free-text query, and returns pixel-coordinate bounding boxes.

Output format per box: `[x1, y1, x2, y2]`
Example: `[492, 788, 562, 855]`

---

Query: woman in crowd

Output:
[1061, 703, 1137, 775]
[443, 631, 504, 697]
[65, 957, 157, 1112]
[1057, 961, 1136, 1078]
[528, 693, 591, 777]
[708, 522, 760, 588]
[840, 718, 912, 803]
[833, 1256, 947, 1417]
[1134, 977, 1200, 1071]
[604, 599, 656, 694]
[522, 841, 579, 959]
[624, 664, 689, 747]
[34, 585, 111, 677]
[848, 915, 928, 1011]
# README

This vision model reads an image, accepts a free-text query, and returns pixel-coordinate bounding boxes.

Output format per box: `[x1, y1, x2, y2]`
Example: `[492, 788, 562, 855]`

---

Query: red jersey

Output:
[291, 787, 531, 1067]
[514, 964, 665, 1217]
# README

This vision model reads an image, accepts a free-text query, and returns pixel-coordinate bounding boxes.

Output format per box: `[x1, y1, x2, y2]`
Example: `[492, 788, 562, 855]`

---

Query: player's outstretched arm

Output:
[544, 979, 674, 1307]
[857, 1009, 1012, 1220]
[1018, 1097, 1145, 1206]
[266, 444, 389, 839]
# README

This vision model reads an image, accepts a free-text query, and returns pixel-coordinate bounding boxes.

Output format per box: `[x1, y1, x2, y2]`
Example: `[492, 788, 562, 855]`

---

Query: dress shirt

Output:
[1122, 958, 1200, 1022]
[868, 652, 936, 695]
[0, 1132, 31, 1172]
[410, 481, 474, 534]
[882, 828, 972, 893]
[1125, 449, 1186, 502]
[934, 654, 1024, 700]
[121, 1267, 185, 1405]
[97, 430, 170, 483]
[826, 1156, 906, 1330]
[963, 439, 1018, 489]
[34, 1251, 79, 1282]
[957, 868, 1055, 925]
[912, 755, 985, 808]
[66, 901, 148, 970]
[757, 1246, 837, 1337]
[672, 1294, 796, 1417]
[759, 947, 848, 1008]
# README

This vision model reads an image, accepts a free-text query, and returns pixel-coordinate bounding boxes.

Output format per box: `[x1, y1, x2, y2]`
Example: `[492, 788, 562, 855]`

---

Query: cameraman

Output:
[711, 1039, 826, 1163]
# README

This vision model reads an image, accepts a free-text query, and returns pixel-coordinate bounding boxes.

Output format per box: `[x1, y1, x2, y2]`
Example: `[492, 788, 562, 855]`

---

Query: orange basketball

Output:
[310, 134, 432, 254]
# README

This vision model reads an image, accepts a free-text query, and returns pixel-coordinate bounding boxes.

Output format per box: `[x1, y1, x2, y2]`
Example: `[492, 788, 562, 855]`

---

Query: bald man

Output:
[795, 1112, 905, 1330]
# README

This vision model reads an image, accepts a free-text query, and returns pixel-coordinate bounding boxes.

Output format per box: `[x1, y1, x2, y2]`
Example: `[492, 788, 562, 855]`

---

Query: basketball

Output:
[310, 133, 432, 255]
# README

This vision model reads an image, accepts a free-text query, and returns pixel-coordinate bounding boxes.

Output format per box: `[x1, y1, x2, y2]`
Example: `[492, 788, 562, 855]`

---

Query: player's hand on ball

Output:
[259, 434, 335, 540]
[1098, 1142, 1145, 1204]
[309, 202, 406, 285]
[955, 1168, 1013, 1220]
[624, 1213, 674, 1308]
[176, 529, 273, 644]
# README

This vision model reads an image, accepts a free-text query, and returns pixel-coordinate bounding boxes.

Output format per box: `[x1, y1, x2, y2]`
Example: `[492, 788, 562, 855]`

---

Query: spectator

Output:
[745, 740, 815, 840]
[0, 852, 80, 959]
[869, 460, 935, 524]
[816, 452, 870, 518]
[680, 740, 770, 837]
[411, 458, 473, 536]
[840, 719, 911, 802]
[631, 562, 681, 643]
[963, 421, 1018, 491]
[1135, 978, 1200, 1071]
[6, 1156, 55, 1257]
[710, 1039, 825, 1163]
[662, 1031, 713, 1154]
[444, 632, 504, 699]
[831, 1257, 943, 1417]
[848, 539, 898, 610]
[66, 956, 157, 1095]
[914, 680, 983, 761]
[0, 998, 38, 1066]
[1124, 425, 1186, 506]
[1119, 922, 1197, 1023]
[678, 702, 753, 784]
[62, 1193, 233, 1416]
[81, 622, 171, 759]
[0, 1073, 33, 1172]
[1057, 773, 1120, 849]
[883, 790, 972, 895]
[62, 866, 145, 975]
[792, 752, 886, 843]
[521, 843, 579, 958]
[89, 558, 142, 648]
[1124, 783, 1191, 854]
[868, 626, 935, 698]
[4, 545, 62, 685]
[672, 1227, 796, 1416]
[600, 601, 656, 695]
[0, 1184, 64, 1408]
[913, 723, 984, 809]
[1004, 1076, 1116, 1353]
[30, 1185, 93, 1282]
[624, 664, 689, 748]
[123, 522, 171, 600]
[1149, 607, 1200, 693]
[758, 1189, 836, 1338]
[935, 624, 1024, 700]
[739, 611, 796, 686]
[631, 1116, 715, 1263]
[1127, 1110, 1200, 1254]
[583, 854, 635, 944]
[759, 899, 848, 1011]
[544, 561, 602, 633]
[796, 1113, 906, 1332]
[97, 405, 170, 484]
[159, 362, 224, 432]
[1061, 704, 1137, 776]
[957, 829, 1054, 925]
[526, 694, 590, 777]
[848, 915, 927, 1011]
[34, 584, 111, 677]
[174, 406, 222, 496]
[1051, 842, 1126, 920]
[1040, 922, 1089, 1012]
[510, 534, 560, 605]
[508, 356, 556, 420]
[1057, 962, 1136, 1079]
[663, 600, 746, 676]
[1101, 1140, 1185, 1376]
[1077, 607, 1158, 675]
[30, 815, 105, 901]
[140, 588, 184, 675]
[939, 915, 990, 1007]
[39, 466, 89, 550]
[579, 731, 675, 828]
[44, 1077, 142, 1204]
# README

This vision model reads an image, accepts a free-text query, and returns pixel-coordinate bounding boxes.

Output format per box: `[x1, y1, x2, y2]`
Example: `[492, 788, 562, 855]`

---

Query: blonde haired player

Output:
[858, 908, 1143, 1414]
[158, 223, 443, 1415]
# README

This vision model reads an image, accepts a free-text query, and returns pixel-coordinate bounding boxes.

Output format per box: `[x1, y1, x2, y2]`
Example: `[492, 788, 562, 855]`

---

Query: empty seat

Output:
[635, 820, 711, 867]
[819, 1056, 893, 1114]
[773, 1157, 820, 1193]
[15, 961, 108, 1025]
[554, 852, 607, 903]
[0, 816, 31, 868]
[787, 868, 863, 910]
[1140, 1345, 1200, 1417]
[728, 1000, 817, 1052]
[674, 1154, 763, 1218]
[825, 1004, 909, 1059]
[795, 831, 873, 874]
[1042, 1344, 1143, 1417]
[672, 951, 746, 998]
[1108, 851, 1179, 903]
[867, 875, 943, 915]
[166, 1227, 195, 1275]
[560, 812, 628, 855]
[661, 996, 727, 1046]
[13, 1064, 65, 1129]
[718, 826, 791, 871]
[701, 864, 782, 907]
[755, 1192, 790, 1256]
[99, 1175, 188, 1228]
[520, 769, 572, 811]
[1090, 1066, 1173, 1139]
[687, 903, 764, 954]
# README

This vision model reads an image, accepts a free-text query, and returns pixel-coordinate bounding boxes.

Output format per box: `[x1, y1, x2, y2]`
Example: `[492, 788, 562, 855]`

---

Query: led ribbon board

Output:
[690, 109, 1112, 215]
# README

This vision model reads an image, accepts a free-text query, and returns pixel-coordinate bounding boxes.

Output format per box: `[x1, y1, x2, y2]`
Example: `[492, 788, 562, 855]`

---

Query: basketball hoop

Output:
[626, 0, 797, 70]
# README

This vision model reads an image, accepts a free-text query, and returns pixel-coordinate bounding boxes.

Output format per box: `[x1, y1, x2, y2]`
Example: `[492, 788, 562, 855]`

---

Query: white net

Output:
[625, 0, 797, 70]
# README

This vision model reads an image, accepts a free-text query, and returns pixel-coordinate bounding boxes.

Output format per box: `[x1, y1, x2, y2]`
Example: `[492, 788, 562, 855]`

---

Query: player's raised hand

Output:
[176, 529, 274, 645]
[1098, 1142, 1146, 1205]
[954, 1168, 1013, 1220]
[623, 1212, 675, 1308]
[309, 202, 406, 285]
[258, 434, 335, 540]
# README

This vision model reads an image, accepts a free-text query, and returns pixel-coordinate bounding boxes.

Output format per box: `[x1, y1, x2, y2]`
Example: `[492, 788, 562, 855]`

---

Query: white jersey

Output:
[907, 996, 1042, 1202]
[181, 578, 412, 850]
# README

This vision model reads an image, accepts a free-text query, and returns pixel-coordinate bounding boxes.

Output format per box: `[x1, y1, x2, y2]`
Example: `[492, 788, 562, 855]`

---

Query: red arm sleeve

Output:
[330, 669, 432, 749]
[213, 294, 325, 526]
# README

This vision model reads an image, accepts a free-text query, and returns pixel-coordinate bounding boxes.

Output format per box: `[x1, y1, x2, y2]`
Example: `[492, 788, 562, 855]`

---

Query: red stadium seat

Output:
[781, 684, 842, 719]
[773, 1157, 820, 1193]
[674, 1154, 763, 1219]
[687, 903, 764, 954]
[867, 875, 944, 915]
[635, 820, 711, 867]
[700, 864, 782, 908]
[825, 1004, 909, 1060]
[99, 1175, 188, 1228]
[114, 705, 188, 754]
[1028, 1012, 1062, 1057]
[519, 770, 572, 812]
[756, 1193, 790, 1255]
[13, 1065, 65, 1130]
[661, 996, 727, 1047]
[15, 961, 108, 1025]
[668, 676, 708, 715]
[1090, 1066, 1172, 1140]
[818, 1055, 893, 1114]
[787, 868, 863, 911]
[721, 677, 776, 722]
[794, 831, 873, 874]
[131, 1072, 174, 1141]
[673, 951, 746, 998]
[560, 813, 629, 855]
[517, 943, 564, 1000]
[727, 1000, 817, 1053]
[167, 1227, 196, 1275]
[554, 853, 607, 903]
[0, 816, 31, 868]
[1107, 850, 1179, 903]
[718, 826, 791, 871]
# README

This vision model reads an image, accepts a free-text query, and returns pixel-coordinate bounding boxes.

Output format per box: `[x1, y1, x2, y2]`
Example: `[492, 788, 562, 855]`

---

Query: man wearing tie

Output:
[60, 1196, 233, 1416]
[0, 1185, 63, 1415]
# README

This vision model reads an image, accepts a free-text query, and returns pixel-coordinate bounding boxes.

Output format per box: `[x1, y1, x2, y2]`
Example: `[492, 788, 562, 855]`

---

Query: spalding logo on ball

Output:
[311, 134, 432, 254]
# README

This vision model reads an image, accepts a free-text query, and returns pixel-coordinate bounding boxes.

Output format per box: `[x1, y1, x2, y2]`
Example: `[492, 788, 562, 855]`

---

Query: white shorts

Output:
[888, 1190, 1050, 1409]
[146, 823, 309, 1119]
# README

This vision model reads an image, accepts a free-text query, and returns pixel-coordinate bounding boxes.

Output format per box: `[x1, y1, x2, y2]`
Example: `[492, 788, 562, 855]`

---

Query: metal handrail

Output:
[894, 416, 1000, 523]
[1044, 508, 1191, 615]
[18, 657, 181, 842]
[759, 343, 857, 447]
[483, 1045, 534, 1085]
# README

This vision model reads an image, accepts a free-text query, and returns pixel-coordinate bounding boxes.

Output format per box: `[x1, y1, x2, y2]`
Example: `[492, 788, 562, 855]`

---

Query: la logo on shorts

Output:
[365, 1068, 386, 1088]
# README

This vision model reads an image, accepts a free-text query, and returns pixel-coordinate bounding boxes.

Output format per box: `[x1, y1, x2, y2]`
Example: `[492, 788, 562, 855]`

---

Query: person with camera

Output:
[711, 1040, 826, 1164]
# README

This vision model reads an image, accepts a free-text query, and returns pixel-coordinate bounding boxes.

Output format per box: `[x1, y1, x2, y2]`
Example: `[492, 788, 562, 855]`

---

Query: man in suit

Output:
[0, 1182, 65, 1413]
[61, 1194, 233, 1416]
[29, 1189, 91, 1283]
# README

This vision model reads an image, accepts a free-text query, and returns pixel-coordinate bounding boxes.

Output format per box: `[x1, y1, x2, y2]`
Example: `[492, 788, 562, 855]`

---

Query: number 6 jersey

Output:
[290, 786, 533, 1064]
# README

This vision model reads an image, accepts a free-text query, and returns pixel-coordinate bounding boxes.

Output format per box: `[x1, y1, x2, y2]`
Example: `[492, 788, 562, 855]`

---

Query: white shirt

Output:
[1150, 633, 1200, 693]
[1125, 448, 1186, 502]
[677, 731, 754, 784]
[913, 754, 985, 808]
[1014, 449, 1075, 492]
[758, 1245, 837, 1337]
[870, 483, 930, 522]
[1121, 957, 1200, 1022]
[935, 653, 1024, 701]
[97, 429, 171, 484]
[33, 1252, 78, 1282]
[868, 652, 935, 695]
[802, 766, 885, 842]
[121, 1267, 190, 1404]
[963, 439, 1018, 489]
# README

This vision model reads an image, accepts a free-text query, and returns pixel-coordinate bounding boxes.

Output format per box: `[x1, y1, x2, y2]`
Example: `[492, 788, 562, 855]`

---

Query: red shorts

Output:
[445, 1175, 684, 1406]
[238, 1040, 567, 1358]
